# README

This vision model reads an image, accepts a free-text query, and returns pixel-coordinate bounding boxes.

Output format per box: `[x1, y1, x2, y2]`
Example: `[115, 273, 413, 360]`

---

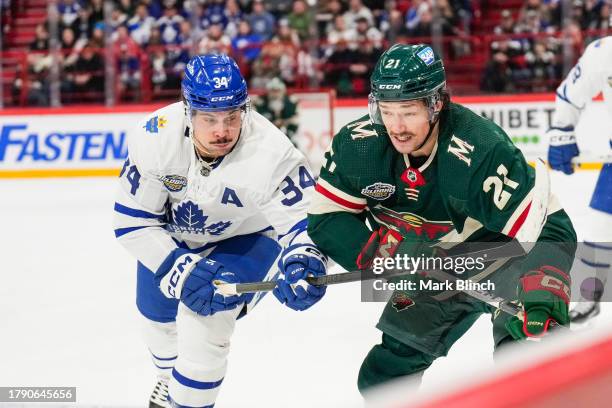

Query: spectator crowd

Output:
[6, 0, 612, 105]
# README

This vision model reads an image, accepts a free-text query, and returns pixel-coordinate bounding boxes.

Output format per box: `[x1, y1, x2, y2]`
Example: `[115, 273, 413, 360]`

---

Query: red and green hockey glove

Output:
[506, 265, 571, 339]
[356, 226, 444, 270]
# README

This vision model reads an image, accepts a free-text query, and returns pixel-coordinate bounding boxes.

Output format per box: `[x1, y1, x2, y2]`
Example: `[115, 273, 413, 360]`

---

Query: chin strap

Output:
[413, 113, 440, 152]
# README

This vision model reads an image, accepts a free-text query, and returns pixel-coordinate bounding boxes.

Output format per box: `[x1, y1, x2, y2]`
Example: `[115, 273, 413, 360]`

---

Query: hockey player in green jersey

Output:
[307, 44, 577, 393]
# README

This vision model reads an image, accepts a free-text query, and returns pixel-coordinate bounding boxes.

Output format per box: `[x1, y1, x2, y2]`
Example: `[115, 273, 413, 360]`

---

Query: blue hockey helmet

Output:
[182, 54, 248, 112]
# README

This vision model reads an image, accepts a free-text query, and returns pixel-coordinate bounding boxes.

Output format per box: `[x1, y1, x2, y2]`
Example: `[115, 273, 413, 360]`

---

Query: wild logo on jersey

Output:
[392, 292, 415, 312]
[371, 205, 453, 241]
[165, 200, 232, 236]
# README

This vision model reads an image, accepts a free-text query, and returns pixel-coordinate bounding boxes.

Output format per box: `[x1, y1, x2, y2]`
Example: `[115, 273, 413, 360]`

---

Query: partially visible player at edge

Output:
[113, 54, 326, 408]
[546, 36, 612, 323]
[307, 44, 577, 393]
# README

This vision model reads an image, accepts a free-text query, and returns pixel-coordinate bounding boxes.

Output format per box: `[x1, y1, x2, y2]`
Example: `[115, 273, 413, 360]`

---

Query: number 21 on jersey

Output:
[483, 164, 519, 210]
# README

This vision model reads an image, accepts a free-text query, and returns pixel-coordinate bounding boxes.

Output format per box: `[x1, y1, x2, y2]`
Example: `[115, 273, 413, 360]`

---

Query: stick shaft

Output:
[220, 240, 526, 295]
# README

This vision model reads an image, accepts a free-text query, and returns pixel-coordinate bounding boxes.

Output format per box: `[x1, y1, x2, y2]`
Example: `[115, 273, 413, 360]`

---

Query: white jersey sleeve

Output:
[113, 104, 185, 272]
[246, 112, 318, 251]
[551, 36, 612, 129]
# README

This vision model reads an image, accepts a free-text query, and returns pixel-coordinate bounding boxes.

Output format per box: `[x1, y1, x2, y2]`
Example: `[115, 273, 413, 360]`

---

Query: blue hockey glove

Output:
[273, 245, 327, 311]
[155, 249, 242, 316]
[547, 127, 579, 174]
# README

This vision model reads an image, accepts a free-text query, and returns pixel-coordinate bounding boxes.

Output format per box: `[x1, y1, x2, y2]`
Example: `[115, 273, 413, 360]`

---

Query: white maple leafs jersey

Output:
[552, 36, 612, 141]
[113, 102, 316, 273]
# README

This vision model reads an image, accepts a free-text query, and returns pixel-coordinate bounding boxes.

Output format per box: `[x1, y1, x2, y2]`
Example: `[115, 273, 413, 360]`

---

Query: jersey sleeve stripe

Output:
[502, 190, 533, 237]
[114, 202, 164, 219]
[316, 178, 367, 208]
[114, 225, 151, 238]
[315, 184, 367, 211]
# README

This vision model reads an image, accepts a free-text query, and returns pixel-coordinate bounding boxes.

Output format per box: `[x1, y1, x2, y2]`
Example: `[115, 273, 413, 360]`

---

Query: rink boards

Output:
[0, 94, 610, 177]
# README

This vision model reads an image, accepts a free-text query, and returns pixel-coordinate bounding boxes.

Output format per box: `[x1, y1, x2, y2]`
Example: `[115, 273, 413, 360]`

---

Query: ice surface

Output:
[0, 170, 606, 407]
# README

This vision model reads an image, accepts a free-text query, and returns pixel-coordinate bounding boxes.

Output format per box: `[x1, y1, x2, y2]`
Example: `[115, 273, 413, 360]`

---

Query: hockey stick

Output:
[571, 154, 612, 165]
[214, 240, 526, 296]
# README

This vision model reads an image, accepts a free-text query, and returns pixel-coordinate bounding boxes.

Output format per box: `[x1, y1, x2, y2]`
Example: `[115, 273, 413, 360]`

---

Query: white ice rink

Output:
[0, 170, 607, 407]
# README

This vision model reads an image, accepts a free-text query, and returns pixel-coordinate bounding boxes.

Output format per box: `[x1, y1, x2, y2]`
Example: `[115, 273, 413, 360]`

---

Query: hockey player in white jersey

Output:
[113, 54, 327, 407]
[547, 37, 612, 322]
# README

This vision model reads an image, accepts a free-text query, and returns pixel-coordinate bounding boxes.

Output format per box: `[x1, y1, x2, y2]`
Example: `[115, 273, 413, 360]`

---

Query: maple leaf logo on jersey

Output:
[392, 292, 415, 312]
[165, 201, 233, 236]
[144, 115, 167, 133]
[173, 201, 207, 231]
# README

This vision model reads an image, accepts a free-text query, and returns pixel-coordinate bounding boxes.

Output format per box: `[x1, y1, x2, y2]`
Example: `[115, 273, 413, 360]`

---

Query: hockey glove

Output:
[356, 226, 445, 271]
[154, 249, 242, 316]
[547, 127, 579, 174]
[505, 265, 571, 340]
[273, 245, 327, 311]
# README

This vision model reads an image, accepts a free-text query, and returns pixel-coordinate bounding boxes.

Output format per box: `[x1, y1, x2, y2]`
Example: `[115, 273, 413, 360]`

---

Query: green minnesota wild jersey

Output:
[307, 102, 576, 272]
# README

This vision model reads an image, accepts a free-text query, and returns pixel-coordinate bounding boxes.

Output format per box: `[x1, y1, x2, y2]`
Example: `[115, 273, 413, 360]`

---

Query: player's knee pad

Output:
[176, 304, 239, 366]
[590, 163, 612, 215]
[358, 333, 435, 394]
[141, 317, 177, 378]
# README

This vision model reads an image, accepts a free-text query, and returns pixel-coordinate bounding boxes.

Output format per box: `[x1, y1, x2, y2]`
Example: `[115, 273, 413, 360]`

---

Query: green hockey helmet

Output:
[368, 43, 446, 124]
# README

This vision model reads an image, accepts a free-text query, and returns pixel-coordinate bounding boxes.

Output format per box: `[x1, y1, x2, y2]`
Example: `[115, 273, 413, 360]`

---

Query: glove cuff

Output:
[157, 249, 202, 299]
[520, 265, 571, 304]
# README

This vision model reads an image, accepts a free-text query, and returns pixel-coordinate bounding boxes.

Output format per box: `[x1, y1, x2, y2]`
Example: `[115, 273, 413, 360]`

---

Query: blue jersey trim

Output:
[580, 258, 611, 268]
[556, 84, 582, 109]
[585, 241, 612, 250]
[172, 368, 223, 390]
[153, 362, 174, 370]
[168, 396, 214, 408]
[115, 225, 149, 238]
[114, 202, 164, 219]
[149, 351, 177, 361]
[278, 218, 308, 241]
[549, 126, 575, 132]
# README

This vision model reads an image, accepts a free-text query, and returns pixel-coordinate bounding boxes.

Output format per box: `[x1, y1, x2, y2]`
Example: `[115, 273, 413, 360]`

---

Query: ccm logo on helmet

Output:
[210, 95, 235, 102]
[379, 84, 402, 90]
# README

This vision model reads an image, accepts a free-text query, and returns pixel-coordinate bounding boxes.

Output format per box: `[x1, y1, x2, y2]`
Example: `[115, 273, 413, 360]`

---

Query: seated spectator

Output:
[201, 0, 227, 30]
[247, 0, 275, 41]
[198, 22, 232, 54]
[288, 0, 314, 42]
[250, 19, 299, 88]
[326, 14, 352, 56]
[16, 23, 52, 106]
[587, 1, 610, 30]
[494, 9, 516, 35]
[224, 0, 243, 39]
[89, 0, 104, 26]
[480, 39, 526, 93]
[316, 0, 345, 36]
[380, 8, 408, 43]
[128, 2, 156, 46]
[109, 6, 128, 30]
[253, 77, 300, 142]
[232, 20, 263, 64]
[524, 40, 556, 91]
[117, 0, 135, 17]
[71, 6, 93, 40]
[344, 0, 374, 28]
[405, 0, 430, 32]
[90, 22, 105, 48]
[57, 0, 81, 28]
[66, 42, 105, 101]
[324, 39, 359, 96]
[156, 4, 184, 45]
[347, 16, 383, 51]
[408, 6, 433, 37]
